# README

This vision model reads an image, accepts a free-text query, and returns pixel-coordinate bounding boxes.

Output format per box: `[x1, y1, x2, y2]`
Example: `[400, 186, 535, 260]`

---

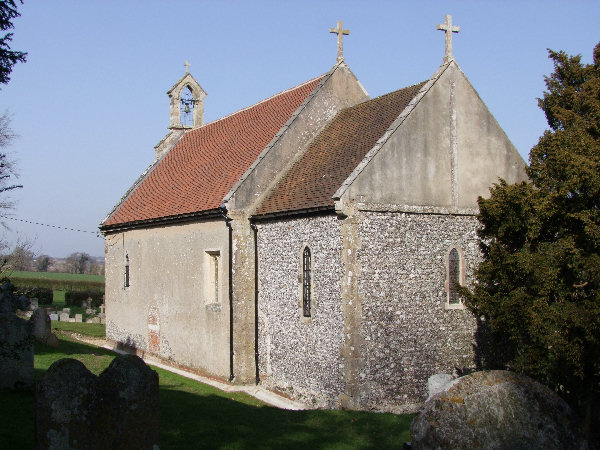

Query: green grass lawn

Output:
[8, 271, 104, 283]
[0, 326, 414, 449]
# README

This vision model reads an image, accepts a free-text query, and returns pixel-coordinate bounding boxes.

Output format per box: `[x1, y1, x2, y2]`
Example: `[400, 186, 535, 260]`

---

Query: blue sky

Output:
[1, 0, 599, 258]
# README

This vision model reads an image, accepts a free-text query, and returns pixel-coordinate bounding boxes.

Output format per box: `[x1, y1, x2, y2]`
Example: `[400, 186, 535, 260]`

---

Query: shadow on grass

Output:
[4, 337, 413, 449]
[159, 388, 413, 449]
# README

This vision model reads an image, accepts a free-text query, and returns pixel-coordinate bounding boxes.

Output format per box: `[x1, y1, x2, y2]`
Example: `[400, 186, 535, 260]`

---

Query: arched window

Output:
[448, 248, 460, 305]
[180, 85, 195, 126]
[302, 247, 312, 317]
[124, 254, 130, 288]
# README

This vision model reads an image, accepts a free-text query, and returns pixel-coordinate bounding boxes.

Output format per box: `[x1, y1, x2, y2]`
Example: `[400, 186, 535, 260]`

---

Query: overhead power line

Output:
[0, 216, 102, 237]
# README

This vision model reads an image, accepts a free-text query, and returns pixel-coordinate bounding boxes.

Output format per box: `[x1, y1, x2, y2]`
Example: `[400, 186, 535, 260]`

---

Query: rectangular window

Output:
[205, 250, 220, 303]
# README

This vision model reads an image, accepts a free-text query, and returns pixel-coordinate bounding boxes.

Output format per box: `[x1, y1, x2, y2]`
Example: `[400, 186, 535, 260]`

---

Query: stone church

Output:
[100, 17, 526, 412]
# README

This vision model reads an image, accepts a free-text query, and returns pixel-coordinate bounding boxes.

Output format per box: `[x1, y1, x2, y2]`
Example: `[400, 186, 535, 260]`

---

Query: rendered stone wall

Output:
[104, 219, 230, 379]
[256, 215, 345, 407]
[355, 211, 479, 412]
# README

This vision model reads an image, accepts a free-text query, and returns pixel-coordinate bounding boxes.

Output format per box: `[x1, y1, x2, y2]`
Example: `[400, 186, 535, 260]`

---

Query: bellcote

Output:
[167, 65, 207, 130]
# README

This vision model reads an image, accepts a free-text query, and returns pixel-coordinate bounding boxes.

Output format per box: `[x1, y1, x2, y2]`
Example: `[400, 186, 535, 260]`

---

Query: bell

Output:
[184, 103, 191, 114]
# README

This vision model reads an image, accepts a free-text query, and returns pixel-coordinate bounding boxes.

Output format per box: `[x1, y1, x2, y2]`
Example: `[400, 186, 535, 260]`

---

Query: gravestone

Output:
[36, 359, 99, 449]
[36, 354, 159, 449]
[30, 308, 51, 341]
[62, 308, 70, 314]
[28, 298, 39, 310]
[0, 282, 33, 390]
[75, 314, 83, 323]
[86, 317, 100, 324]
[30, 308, 59, 347]
[410, 370, 586, 449]
[49, 313, 58, 321]
[59, 313, 69, 322]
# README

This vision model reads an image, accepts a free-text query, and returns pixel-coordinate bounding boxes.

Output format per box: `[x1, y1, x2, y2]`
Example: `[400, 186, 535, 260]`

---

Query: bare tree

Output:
[65, 252, 91, 274]
[35, 254, 51, 272]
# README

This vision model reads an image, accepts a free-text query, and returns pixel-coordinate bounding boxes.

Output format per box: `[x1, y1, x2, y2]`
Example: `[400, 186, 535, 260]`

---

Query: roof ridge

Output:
[194, 74, 327, 132]
[222, 62, 343, 206]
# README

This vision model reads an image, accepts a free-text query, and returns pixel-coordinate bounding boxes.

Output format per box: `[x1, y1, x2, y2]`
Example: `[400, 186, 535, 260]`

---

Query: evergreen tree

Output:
[0, 0, 26, 86]
[465, 42, 600, 441]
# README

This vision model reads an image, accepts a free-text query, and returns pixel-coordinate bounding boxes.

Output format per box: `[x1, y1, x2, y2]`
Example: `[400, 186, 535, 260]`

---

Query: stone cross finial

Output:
[329, 20, 349, 62]
[437, 15, 460, 62]
[184, 60, 190, 73]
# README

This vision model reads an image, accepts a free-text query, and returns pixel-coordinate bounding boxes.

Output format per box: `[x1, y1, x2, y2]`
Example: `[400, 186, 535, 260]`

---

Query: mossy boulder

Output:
[410, 370, 586, 449]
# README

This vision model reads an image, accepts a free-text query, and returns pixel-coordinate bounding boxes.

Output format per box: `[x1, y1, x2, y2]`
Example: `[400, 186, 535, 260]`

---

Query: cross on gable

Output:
[329, 20, 349, 62]
[184, 60, 190, 73]
[437, 14, 460, 62]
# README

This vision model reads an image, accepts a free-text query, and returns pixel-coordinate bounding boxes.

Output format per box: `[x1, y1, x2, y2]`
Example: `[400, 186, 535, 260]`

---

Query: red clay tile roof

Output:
[103, 75, 324, 228]
[254, 82, 425, 217]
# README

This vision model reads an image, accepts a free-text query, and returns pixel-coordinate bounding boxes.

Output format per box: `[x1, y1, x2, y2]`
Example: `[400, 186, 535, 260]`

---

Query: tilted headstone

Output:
[0, 282, 33, 390]
[410, 370, 586, 449]
[36, 354, 159, 449]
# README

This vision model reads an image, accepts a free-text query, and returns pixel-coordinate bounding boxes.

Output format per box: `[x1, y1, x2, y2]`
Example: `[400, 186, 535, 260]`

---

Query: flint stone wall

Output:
[356, 211, 479, 412]
[257, 215, 345, 407]
[257, 211, 480, 412]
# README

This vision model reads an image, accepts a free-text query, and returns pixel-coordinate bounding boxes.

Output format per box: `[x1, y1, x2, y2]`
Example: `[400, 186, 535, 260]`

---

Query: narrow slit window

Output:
[448, 248, 460, 304]
[125, 254, 130, 288]
[302, 247, 312, 317]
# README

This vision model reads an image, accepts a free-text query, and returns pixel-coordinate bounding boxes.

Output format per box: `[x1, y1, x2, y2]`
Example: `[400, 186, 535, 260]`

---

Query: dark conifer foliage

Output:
[464, 42, 600, 443]
[0, 0, 26, 86]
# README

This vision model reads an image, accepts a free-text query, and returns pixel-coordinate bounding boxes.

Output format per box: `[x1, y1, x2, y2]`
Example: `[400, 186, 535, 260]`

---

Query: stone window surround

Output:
[298, 243, 315, 322]
[445, 245, 465, 310]
[204, 249, 221, 305]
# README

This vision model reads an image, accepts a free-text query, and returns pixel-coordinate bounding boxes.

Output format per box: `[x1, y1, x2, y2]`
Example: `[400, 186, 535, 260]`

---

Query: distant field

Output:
[7, 271, 104, 283]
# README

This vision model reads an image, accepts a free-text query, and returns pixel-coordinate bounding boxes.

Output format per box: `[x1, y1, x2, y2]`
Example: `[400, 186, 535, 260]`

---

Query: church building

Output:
[100, 17, 526, 412]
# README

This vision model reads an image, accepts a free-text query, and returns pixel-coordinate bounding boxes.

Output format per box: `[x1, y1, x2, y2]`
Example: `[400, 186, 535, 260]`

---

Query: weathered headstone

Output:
[410, 370, 586, 449]
[36, 354, 159, 449]
[97, 354, 160, 449]
[86, 317, 100, 324]
[75, 314, 83, 323]
[30, 308, 51, 341]
[0, 282, 33, 390]
[30, 307, 59, 347]
[62, 307, 70, 314]
[49, 313, 58, 321]
[59, 313, 69, 322]
[35, 358, 99, 449]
